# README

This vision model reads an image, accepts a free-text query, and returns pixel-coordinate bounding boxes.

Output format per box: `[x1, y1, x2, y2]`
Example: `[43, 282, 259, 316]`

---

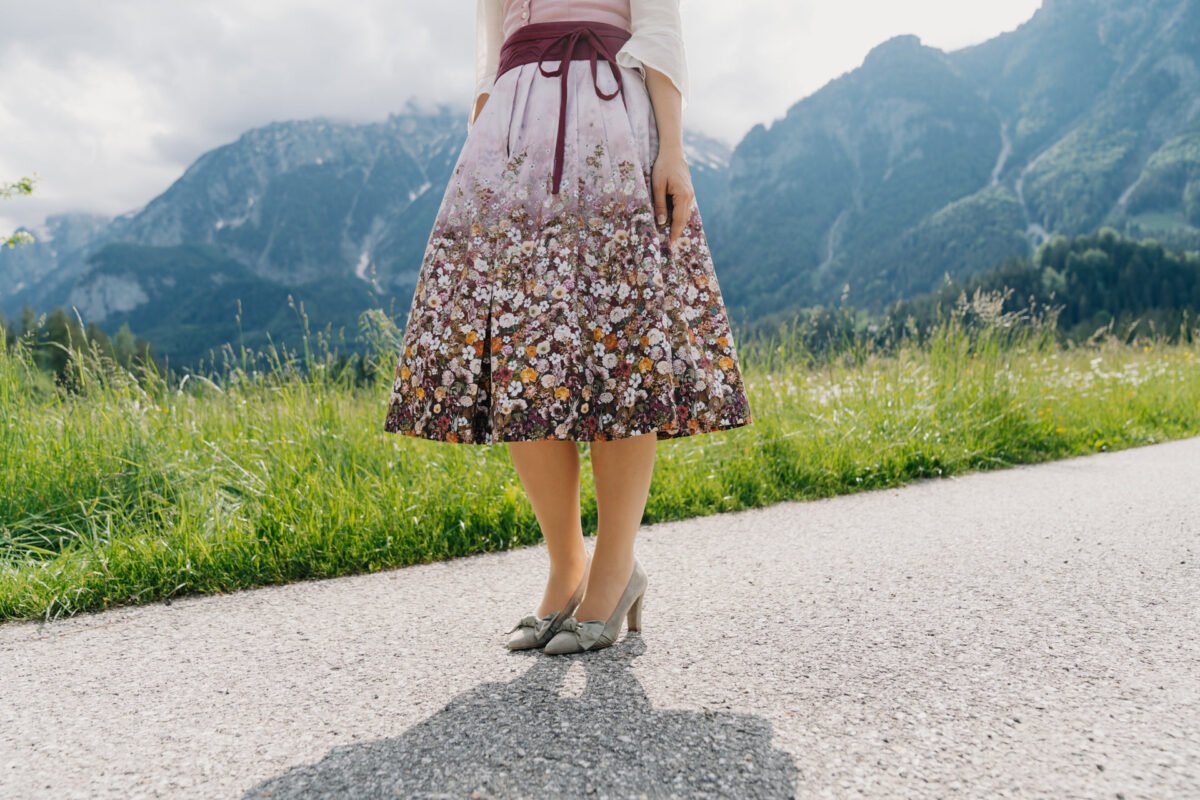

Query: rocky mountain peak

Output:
[862, 34, 929, 69]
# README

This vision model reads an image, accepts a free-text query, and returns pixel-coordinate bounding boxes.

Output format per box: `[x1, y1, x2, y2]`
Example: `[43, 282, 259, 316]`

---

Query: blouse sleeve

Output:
[471, 0, 505, 133]
[615, 0, 691, 111]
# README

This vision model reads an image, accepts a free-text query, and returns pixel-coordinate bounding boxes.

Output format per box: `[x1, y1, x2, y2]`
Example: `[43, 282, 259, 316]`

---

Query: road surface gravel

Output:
[2, 436, 1198, 798]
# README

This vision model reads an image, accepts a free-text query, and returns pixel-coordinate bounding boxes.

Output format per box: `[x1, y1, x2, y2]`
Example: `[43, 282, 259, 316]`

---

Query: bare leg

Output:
[573, 431, 657, 621]
[506, 440, 590, 618]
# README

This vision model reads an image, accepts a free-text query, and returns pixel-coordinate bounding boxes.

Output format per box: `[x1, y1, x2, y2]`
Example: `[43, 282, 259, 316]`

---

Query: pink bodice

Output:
[502, 0, 633, 41]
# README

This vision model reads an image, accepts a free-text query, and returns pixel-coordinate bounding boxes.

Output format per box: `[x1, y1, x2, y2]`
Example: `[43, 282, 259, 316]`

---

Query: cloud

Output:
[0, 0, 1042, 233]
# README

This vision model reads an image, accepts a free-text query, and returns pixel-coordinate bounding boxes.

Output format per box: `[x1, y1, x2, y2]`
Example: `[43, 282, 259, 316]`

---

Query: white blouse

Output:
[471, 0, 690, 132]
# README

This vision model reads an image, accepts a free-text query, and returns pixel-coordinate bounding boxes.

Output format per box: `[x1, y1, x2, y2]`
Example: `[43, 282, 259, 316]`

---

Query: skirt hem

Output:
[381, 415, 754, 446]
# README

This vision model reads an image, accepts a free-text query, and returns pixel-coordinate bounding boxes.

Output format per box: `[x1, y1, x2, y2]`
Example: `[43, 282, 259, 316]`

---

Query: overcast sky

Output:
[0, 0, 1042, 234]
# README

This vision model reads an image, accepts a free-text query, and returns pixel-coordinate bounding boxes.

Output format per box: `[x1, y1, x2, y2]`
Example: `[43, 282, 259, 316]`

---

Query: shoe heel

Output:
[626, 591, 644, 631]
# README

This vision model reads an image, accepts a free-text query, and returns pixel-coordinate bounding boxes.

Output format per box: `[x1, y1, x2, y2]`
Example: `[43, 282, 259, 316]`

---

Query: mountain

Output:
[711, 0, 1200, 321]
[6, 0, 1200, 363]
[1, 102, 733, 367]
[69, 243, 378, 367]
[0, 212, 110, 302]
[682, 127, 734, 214]
[3, 102, 466, 320]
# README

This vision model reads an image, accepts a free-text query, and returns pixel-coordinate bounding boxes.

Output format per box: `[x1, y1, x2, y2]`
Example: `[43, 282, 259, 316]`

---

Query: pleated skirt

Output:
[382, 55, 754, 443]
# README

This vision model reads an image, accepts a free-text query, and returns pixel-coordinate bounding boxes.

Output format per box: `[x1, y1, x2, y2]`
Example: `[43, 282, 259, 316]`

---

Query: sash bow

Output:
[496, 20, 633, 195]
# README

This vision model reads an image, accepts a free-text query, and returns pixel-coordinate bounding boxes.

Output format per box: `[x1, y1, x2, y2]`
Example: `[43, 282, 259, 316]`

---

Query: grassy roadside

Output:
[2, 291, 1197, 621]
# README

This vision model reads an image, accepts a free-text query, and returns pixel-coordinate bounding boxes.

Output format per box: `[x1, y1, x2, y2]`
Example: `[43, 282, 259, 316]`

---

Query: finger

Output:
[669, 192, 692, 247]
[653, 174, 669, 229]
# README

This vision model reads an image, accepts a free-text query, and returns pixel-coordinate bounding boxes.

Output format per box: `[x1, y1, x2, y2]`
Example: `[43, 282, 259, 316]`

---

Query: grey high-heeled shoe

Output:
[543, 557, 645, 655]
[506, 555, 591, 650]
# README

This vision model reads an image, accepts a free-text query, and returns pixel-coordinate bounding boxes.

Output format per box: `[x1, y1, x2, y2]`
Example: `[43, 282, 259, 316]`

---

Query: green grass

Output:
[2, 292, 1198, 622]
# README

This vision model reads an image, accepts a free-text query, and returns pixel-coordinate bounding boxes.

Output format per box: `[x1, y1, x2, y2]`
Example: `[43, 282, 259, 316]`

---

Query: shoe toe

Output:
[507, 629, 541, 650]
[542, 630, 579, 655]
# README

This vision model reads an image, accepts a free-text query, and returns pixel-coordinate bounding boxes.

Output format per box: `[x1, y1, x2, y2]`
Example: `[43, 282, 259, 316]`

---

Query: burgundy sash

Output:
[496, 20, 633, 195]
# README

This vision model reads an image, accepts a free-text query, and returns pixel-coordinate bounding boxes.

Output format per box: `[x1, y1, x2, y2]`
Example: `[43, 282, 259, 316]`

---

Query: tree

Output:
[19, 305, 39, 339]
[86, 321, 115, 362]
[42, 307, 85, 376]
[113, 322, 136, 368]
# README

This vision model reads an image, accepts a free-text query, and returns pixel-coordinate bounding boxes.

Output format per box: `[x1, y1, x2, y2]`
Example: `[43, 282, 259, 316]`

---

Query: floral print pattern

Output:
[383, 58, 752, 444]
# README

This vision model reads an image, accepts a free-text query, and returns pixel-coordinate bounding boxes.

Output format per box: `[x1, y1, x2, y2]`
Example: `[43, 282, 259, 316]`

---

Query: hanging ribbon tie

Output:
[496, 20, 633, 195]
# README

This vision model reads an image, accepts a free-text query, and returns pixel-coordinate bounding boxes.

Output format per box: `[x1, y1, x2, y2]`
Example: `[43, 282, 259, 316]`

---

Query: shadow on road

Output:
[243, 634, 798, 798]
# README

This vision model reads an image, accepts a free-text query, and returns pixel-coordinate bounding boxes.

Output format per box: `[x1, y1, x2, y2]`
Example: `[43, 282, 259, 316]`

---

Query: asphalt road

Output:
[3, 436, 1198, 799]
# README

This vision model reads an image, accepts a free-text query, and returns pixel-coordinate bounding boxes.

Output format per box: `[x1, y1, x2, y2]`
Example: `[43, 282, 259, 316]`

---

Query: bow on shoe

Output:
[510, 613, 555, 638]
[557, 615, 611, 650]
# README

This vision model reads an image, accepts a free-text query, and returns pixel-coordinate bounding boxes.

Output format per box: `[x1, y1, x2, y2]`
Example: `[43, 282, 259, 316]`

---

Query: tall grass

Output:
[2, 291, 1197, 621]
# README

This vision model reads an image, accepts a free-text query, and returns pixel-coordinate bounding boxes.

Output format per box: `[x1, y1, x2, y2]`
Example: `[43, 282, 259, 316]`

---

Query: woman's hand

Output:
[652, 144, 694, 250]
[641, 64, 691, 251]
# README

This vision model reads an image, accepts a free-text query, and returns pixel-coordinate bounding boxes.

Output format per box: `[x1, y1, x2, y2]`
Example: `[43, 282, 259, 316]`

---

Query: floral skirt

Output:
[382, 55, 754, 444]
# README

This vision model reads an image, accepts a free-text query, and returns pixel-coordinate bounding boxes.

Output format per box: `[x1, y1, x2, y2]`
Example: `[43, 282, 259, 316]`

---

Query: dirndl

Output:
[382, 22, 754, 444]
